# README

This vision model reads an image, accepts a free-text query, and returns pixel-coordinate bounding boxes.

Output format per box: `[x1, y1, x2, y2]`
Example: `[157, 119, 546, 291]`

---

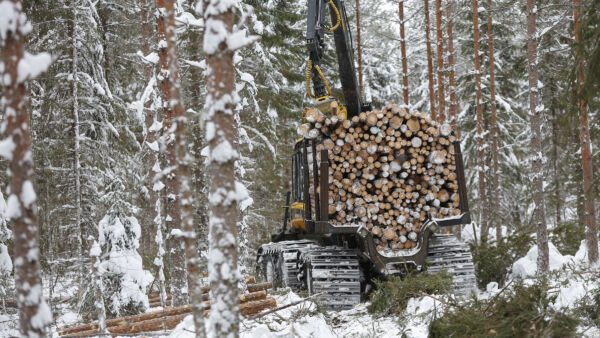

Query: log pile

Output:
[298, 103, 461, 252]
[147, 276, 257, 307]
[58, 278, 276, 336]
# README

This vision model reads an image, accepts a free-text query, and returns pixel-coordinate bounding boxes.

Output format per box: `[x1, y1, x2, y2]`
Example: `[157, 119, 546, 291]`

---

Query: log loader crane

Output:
[256, 0, 476, 309]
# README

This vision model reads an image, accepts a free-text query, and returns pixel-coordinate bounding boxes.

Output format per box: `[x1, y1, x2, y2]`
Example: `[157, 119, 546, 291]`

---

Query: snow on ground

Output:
[166, 291, 446, 338]
[165, 239, 600, 338]
[511, 241, 574, 278]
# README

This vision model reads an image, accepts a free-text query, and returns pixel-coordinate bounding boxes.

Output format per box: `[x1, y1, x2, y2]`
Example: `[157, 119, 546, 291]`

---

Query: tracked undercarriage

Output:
[257, 232, 477, 309]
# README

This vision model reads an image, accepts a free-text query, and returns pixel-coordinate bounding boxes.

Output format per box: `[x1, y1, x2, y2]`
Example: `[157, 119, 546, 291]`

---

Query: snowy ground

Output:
[166, 291, 437, 338]
[165, 238, 600, 338]
[1, 232, 597, 337]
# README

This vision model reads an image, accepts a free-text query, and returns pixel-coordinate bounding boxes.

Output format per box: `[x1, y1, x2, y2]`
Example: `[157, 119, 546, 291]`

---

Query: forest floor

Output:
[0, 230, 598, 337]
[165, 233, 600, 338]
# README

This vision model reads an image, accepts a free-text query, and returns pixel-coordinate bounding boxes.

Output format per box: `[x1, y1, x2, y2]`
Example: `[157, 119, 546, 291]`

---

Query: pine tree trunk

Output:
[355, 0, 363, 98]
[486, 0, 500, 241]
[203, 0, 241, 336]
[156, 0, 188, 306]
[526, 0, 549, 274]
[446, 1, 458, 134]
[0, 1, 50, 335]
[399, 1, 409, 107]
[573, 0, 599, 264]
[175, 40, 206, 338]
[71, 3, 85, 303]
[424, 0, 437, 119]
[140, 0, 159, 257]
[435, 0, 445, 122]
[188, 21, 209, 275]
[471, 0, 488, 244]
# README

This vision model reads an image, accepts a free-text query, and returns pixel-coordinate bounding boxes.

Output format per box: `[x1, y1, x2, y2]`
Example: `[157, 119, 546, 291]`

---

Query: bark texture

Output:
[355, 0, 363, 97]
[485, 0, 500, 241]
[424, 0, 437, 119]
[471, 0, 488, 243]
[399, 1, 409, 106]
[446, 1, 458, 134]
[435, 0, 445, 122]
[71, 3, 85, 302]
[526, 0, 549, 274]
[156, 0, 188, 306]
[0, 1, 50, 336]
[573, 0, 599, 264]
[203, 0, 241, 337]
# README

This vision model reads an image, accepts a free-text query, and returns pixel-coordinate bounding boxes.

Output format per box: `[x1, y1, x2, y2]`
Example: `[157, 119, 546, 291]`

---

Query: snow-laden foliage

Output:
[97, 214, 152, 317]
[0, 192, 12, 275]
[0, 191, 12, 309]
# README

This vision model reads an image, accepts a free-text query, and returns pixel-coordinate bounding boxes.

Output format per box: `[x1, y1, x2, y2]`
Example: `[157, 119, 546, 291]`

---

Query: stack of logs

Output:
[57, 277, 276, 336]
[298, 103, 461, 252]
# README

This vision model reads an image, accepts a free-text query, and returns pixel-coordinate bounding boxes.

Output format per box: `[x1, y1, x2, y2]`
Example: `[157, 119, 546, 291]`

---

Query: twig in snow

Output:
[483, 279, 514, 316]
[418, 291, 453, 307]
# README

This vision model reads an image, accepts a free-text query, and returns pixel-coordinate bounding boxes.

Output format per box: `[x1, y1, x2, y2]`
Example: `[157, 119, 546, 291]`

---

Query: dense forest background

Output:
[0, 0, 599, 332]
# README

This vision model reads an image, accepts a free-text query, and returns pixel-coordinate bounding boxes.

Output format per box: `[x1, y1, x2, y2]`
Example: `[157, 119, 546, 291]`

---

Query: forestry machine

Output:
[256, 0, 476, 309]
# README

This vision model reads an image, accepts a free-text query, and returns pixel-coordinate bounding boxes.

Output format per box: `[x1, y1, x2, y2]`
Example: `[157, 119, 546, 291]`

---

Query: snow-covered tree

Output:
[97, 214, 152, 317]
[0, 192, 12, 312]
[0, 0, 52, 335]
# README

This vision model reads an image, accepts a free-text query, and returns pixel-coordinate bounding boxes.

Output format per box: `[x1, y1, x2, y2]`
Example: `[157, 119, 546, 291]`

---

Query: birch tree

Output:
[471, 0, 488, 244]
[0, 0, 52, 336]
[573, 0, 598, 265]
[526, 0, 549, 274]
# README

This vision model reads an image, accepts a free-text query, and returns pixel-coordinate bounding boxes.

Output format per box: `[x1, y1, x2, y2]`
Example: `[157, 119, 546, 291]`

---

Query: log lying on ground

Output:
[298, 103, 462, 252]
[62, 297, 278, 336]
[73, 314, 189, 336]
[148, 276, 259, 306]
[59, 283, 274, 336]
[58, 305, 193, 336]
[247, 282, 273, 293]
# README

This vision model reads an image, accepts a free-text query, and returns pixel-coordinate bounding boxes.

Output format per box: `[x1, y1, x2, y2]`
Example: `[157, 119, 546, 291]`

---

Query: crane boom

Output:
[306, 0, 367, 118]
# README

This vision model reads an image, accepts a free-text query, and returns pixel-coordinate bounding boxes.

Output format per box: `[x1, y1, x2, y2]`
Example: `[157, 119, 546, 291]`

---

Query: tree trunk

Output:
[446, 0, 459, 134]
[526, 0, 549, 274]
[0, 1, 51, 336]
[424, 0, 437, 119]
[435, 0, 445, 122]
[550, 82, 561, 227]
[471, 0, 488, 244]
[399, 1, 409, 107]
[140, 0, 159, 257]
[573, 0, 599, 265]
[485, 0, 500, 242]
[178, 80, 207, 337]
[89, 240, 107, 334]
[71, 2, 85, 303]
[355, 0, 363, 98]
[203, 0, 241, 336]
[156, 0, 188, 306]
